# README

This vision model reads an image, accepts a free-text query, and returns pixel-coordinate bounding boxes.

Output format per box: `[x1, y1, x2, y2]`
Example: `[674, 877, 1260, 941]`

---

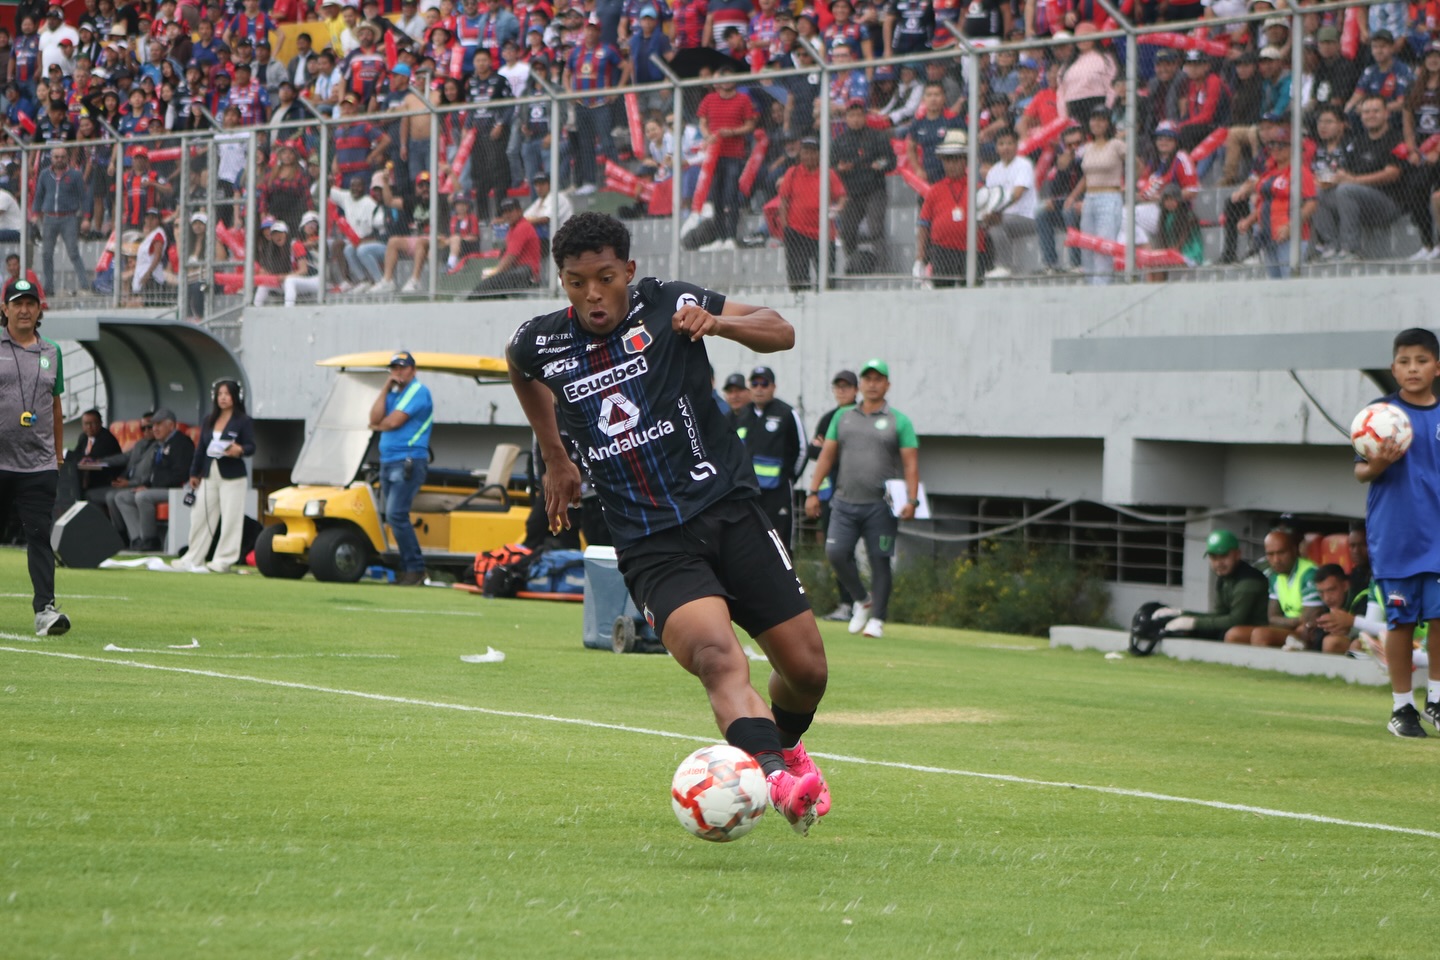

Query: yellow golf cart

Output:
[255, 351, 532, 582]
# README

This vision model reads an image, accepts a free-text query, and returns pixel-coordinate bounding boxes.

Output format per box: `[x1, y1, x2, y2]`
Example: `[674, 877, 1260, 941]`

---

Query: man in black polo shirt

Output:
[1313, 95, 1404, 260]
[507, 212, 830, 835]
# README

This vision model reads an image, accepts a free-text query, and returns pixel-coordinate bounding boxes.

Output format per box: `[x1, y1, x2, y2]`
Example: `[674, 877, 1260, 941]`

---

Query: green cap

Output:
[1204, 529, 1239, 556]
[860, 358, 890, 378]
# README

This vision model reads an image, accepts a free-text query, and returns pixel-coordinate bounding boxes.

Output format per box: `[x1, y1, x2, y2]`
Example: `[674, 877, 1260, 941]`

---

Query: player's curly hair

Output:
[551, 211, 631, 270]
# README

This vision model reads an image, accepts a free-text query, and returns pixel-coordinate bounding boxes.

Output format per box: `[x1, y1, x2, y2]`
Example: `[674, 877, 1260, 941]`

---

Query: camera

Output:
[183, 488, 197, 507]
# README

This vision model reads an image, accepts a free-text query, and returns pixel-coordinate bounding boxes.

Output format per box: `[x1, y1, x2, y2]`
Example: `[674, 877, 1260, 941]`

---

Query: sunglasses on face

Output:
[750, 379, 771, 387]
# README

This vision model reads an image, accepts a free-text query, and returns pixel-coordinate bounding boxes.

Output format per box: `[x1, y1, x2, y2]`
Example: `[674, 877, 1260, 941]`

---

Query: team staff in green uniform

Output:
[1225, 529, 1323, 647]
[804, 359, 920, 641]
[1156, 529, 1269, 641]
[0, 279, 70, 636]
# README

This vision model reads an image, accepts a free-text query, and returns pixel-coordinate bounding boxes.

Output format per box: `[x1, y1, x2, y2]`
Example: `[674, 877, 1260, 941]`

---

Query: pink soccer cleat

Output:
[782, 741, 831, 817]
[767, 768, 821, 836]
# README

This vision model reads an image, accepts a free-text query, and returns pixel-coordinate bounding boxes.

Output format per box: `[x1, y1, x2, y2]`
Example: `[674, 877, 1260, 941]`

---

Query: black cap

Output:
[1372, 28, 1394, 43]
[832, 369, 858, 387]
[532, 171, 550, 183]
[388, 350, 416, 368]
[498, 197, 522, 214]
[5, 278, 40, 303]
[722, 373, 747, 391]
[1155, 48, 1180, 62]
[750, 365, 776, 384]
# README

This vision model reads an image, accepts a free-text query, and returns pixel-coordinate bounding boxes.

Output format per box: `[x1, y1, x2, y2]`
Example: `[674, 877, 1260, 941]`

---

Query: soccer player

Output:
[1356, 328, 1440, 738]
[506, 212, 829, 834]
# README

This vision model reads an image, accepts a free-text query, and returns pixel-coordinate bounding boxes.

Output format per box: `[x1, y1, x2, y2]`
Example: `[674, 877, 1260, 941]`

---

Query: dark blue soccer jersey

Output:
[508, 277, 760, 550]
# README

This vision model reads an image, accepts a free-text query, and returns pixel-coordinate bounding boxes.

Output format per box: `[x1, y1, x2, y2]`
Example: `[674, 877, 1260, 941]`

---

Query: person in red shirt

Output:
[916, 130, 984, 287]
[695, 67, 757, 245]
[472, 197, 540, 296]
[777, 136, 846, 292]
[1237, 132, 1318, 279]
[1176, 51, 1224, 152]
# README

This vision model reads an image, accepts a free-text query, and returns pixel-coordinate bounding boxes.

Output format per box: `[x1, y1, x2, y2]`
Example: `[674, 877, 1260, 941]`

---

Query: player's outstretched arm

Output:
[672, 300, 794, 353]
[508, 356, 582, 531]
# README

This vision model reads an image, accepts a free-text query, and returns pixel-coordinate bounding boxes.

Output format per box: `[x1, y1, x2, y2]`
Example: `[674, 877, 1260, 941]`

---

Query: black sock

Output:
[725, 717, 786, 777]
[770, 704, 815, 749]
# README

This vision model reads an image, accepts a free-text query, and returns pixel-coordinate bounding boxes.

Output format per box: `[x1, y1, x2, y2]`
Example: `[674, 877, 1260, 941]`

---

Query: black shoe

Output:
[1424, 700, 1440, 733]
[1388, 704, 1428, 738]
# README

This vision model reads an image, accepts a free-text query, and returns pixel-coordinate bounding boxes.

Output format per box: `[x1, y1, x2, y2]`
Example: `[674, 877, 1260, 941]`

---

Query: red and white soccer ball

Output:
[670, 744, 768, 842]
[1350, 402, 1414, 460]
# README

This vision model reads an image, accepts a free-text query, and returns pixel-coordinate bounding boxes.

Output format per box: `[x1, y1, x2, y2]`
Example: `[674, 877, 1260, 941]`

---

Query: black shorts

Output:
[618, 497, 811, 641]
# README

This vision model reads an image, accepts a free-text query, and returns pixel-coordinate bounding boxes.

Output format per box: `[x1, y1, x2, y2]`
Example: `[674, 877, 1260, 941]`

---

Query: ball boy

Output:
[1356, 328, 1440, 738]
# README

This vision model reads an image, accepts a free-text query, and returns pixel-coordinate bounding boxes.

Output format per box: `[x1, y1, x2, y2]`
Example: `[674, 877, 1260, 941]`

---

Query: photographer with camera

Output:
[0, 279, 70, 636]
[173, 380, 255, 575]
[368, 351, 433, 586]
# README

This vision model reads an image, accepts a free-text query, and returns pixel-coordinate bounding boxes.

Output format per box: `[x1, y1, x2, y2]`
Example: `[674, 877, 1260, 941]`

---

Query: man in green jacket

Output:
[1155, 529, 1270, 642]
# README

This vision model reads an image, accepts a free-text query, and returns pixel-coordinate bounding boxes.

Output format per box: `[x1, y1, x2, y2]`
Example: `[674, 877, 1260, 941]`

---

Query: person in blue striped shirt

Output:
[369, 350, 434, 585]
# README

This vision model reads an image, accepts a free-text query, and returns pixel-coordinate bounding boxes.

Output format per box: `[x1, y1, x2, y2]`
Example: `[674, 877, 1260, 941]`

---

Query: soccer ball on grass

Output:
[670, 744, 767, 842]
[1350, 402, 1413, 460]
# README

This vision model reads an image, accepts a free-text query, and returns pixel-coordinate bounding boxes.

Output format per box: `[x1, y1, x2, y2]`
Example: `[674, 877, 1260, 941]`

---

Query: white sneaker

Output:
[400, 278, 421, 293]
[348, 281, 370, 295]
[336, 280, 355, 293]
[986, 266, 1012, 279]
[862, 618, 884, 639]
[1429, 246, 1440, 261]
[35, 603, 70, 637]
[206, 561, 232, 574]
[573, 184, 597, 196]
[1282, 635, 1305, 652]
[680, 211, 703, 238]
[1407, 247, 1434, 262]
[369, 279, 396, 294]
[848, 600, 873, 635]
[823, 603, 852, 622]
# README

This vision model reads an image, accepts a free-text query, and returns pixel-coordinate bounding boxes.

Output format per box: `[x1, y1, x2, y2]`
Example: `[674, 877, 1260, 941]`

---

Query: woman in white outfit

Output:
[282, 212, 322, 305]
[174, 380, 255, 573]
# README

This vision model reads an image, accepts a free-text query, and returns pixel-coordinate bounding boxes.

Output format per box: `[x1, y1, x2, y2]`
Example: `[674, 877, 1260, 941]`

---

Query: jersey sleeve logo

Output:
[676, 292, 700, 312]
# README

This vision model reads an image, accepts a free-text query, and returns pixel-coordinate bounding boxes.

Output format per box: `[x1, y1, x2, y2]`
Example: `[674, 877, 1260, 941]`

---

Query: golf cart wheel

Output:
[309, 526, 372, 583]
[612, 615, 637, 654]
[254, 524, 309, 579]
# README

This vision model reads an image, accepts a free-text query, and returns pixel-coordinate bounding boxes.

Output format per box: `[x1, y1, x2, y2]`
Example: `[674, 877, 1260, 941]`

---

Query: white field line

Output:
[3, 643, 1438, 842]
[337, 606, 492, 617]
[0, 593, 130, 600]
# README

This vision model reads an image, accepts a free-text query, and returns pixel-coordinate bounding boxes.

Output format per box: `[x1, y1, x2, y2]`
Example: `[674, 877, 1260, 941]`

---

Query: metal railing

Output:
[0, 0, 1418, 325]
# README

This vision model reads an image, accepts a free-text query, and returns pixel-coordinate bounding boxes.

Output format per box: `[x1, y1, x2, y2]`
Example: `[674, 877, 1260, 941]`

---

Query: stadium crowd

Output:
[1, 0, 1439, 307]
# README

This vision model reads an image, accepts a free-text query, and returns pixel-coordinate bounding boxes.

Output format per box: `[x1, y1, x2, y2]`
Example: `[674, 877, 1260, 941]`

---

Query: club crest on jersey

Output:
[676, 293, 700, 312]
[623, 327, 653, 354]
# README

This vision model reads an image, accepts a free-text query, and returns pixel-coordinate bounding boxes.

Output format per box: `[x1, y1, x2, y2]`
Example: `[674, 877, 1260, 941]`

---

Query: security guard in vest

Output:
[735, 366, 807, 551]
[1225, 529, 1324, 648]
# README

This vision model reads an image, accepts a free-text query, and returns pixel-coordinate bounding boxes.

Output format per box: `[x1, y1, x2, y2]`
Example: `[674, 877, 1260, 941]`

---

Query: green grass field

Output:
[2, 548, 1437, 959]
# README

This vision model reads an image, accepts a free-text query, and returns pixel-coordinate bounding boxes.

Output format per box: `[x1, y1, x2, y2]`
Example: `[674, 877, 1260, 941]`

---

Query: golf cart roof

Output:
[318, 352, 510, 380]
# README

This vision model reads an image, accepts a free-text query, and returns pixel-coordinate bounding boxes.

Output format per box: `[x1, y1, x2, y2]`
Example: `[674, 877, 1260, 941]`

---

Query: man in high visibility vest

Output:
[1226, 529, 1324, 648]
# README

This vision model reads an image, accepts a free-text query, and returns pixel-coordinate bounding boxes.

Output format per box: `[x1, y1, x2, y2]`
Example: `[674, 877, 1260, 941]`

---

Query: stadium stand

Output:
[1, 0, 1435, 317]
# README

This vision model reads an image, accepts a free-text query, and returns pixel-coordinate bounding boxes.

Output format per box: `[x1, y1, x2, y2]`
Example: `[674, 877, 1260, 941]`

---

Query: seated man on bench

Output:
[1154, 529, 1270, 642]
[112, 407, 196, 551]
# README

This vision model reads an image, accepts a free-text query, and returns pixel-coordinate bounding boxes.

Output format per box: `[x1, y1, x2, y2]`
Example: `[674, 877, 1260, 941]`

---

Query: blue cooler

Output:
[582, 546, 662, 652]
